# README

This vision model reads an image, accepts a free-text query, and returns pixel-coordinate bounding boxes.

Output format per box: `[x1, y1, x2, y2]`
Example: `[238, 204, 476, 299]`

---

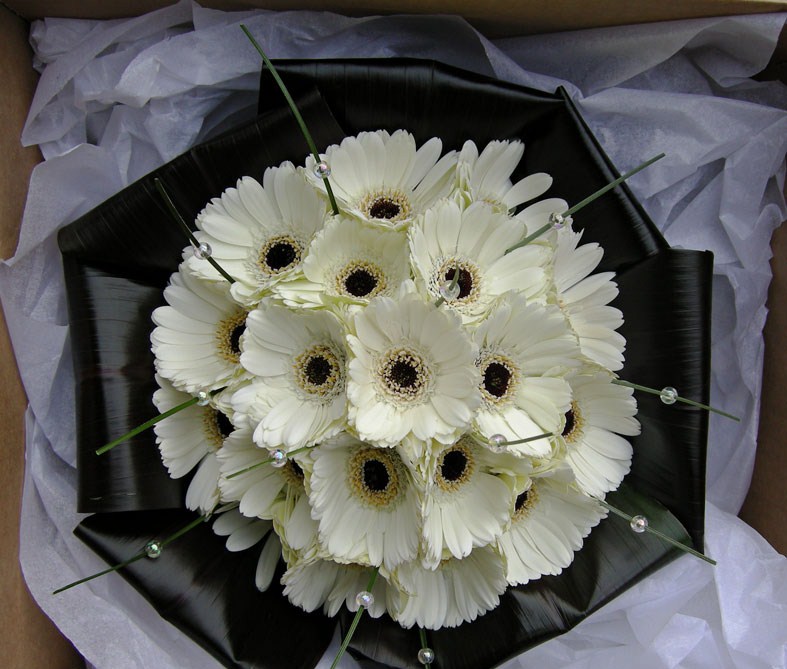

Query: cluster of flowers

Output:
[150, 130, 640, 630]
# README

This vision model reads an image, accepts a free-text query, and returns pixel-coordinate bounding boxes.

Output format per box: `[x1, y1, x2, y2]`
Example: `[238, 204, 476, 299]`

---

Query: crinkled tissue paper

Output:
[0, 2, 785, 668]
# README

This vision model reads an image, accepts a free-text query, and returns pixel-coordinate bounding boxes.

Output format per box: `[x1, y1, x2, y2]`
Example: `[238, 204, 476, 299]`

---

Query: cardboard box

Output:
[0, 2, 784, 667]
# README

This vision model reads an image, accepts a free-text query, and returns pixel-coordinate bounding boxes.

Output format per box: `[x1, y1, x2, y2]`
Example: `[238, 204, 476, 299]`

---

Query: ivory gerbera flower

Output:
[305, 130, 457, 228]
[151, 268, 250, 394]
[553, 228, 626, 371]
[185, 163, 327, 306]
[409, 199, 550, 323]
[472, 294, 579, 456]
[454, 139, 553, 212]
[497, 473, 607, 585]
[391, 546, 507, 629]
[346, 289, 481, 446]
[421, 436, 513, 568]
[561, 370, 640, 497]
[234, 302, 347, 451]
[217, 425, 319, 553]
[275, 216, 409, 310]
[308, 433, 420, 569]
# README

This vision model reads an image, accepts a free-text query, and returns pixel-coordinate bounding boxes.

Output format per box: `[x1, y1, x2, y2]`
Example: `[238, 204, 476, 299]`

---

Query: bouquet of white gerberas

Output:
[149, 128, 640, 633]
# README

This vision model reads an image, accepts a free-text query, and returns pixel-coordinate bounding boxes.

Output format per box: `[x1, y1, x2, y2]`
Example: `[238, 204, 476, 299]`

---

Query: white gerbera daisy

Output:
[497, 474, 606, 585]
[217, 425, 319, 556]
[305, 130, 457, 228]
[561, 370, 640, 497]
[347, 290, 480, 446]
[151, 269, 250, 394]
[554, 228, 626, 371]
[212, 509, 282, 591]
[392, 546, 507, 629]
[234, 303, 346, 451]
[184, 164, 327, 306]
[409, 199, 550, 323]
[275, 216, 409, 310]
[454, 140, 553, 212]
[308, 434, 420, 569]
[472, 294, 578, 456]
[152, 374, 234, 478]
[282, 559, 390, 618]
[421, 436, 513, 568]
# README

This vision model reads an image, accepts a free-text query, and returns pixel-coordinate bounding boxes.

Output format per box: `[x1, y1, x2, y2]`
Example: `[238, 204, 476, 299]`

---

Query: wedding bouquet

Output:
[59, 57, 716, 669]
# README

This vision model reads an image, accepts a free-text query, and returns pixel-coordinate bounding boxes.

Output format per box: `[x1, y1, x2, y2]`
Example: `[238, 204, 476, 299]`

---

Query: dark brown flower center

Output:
[562, 409, 576, 437]
[443, 267, 473, 299]
[440, 449, 468, 482]
[229, 324, 244, 357]
[363, 459, 390, 492]
[216, 310, 248, 364]
[305, 355, 332, 386]
[294, 344, 343, 398]
[514, 490, 530, 512]
[389, 360, 418, 388]
[266, 241, 298, 270]
[349, 447, 402, 507]
[215, 410, 234, 440]
[483, 362, 511, 398]
[345, 268, 377, 297]
[369, 197, 401, 220]
[259, 235, 301, 275]
[435, 440, 476, 492]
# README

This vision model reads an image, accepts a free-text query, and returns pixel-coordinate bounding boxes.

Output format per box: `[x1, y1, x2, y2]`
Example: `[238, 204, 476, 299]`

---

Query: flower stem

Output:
[502, 432, 554, 446]
[52, 514, 208, 594]
[153, 178, 236, 284]
[330, 568, 379, 669]
[240, 24, 340, 216]
[598, 499, 716, 565]
[418, 627, 432, 669]
[95, 396, 199, 455]
[506, 153, 666, 253]
[224, 444, 314, 479]
[612, 379, 740, 421]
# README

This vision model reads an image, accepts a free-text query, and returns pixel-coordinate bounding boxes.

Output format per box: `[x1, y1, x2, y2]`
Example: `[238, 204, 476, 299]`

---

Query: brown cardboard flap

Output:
[4, 0, 787, 36]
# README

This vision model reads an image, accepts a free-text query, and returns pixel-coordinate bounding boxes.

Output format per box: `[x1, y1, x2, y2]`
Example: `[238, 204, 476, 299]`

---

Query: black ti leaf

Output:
[59, 91, 345, 513]
[76, 510, 334, 669]
[60, 59, 712, 669]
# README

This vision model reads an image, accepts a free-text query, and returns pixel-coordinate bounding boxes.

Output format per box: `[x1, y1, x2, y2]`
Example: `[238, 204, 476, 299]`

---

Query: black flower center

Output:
[363, 459, 390, 492]
[289, 460, 304, 480]
[345, 268, 377, 297]
[266, 241, 298, 270]
[229, 324, 244, 357]
[562, 409, 576, 437]
[369, 197, 401, 220]
[389, 360, 418, 388]
[514, 490, 530, 512]
[443, 267, 473, 299]
[305, 355, 332, 386]
[215, 410, 234, 440]
[440, 449, 468, 482]
[349, 447, 402, 506]
[483, 362, 511, 398]
[216, 310, 248, 364]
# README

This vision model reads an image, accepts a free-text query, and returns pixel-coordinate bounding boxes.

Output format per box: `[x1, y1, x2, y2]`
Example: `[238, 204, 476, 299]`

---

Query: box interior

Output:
[0, 2, 785, 666]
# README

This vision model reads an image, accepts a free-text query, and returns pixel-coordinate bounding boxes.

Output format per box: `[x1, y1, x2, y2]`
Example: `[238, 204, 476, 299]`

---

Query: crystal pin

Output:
[194, 241, 212, 259]
[145, 540, 163, 559]
[659, 386, 678, 405]
[313, 161, 331, 178]
[355, 591, 374, 608]
[630, 515, 649, 533]
[418, 648, 435, 664]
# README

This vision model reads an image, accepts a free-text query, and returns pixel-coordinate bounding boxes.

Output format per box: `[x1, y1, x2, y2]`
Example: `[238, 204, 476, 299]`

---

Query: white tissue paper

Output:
[1, 2, 785, 668]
